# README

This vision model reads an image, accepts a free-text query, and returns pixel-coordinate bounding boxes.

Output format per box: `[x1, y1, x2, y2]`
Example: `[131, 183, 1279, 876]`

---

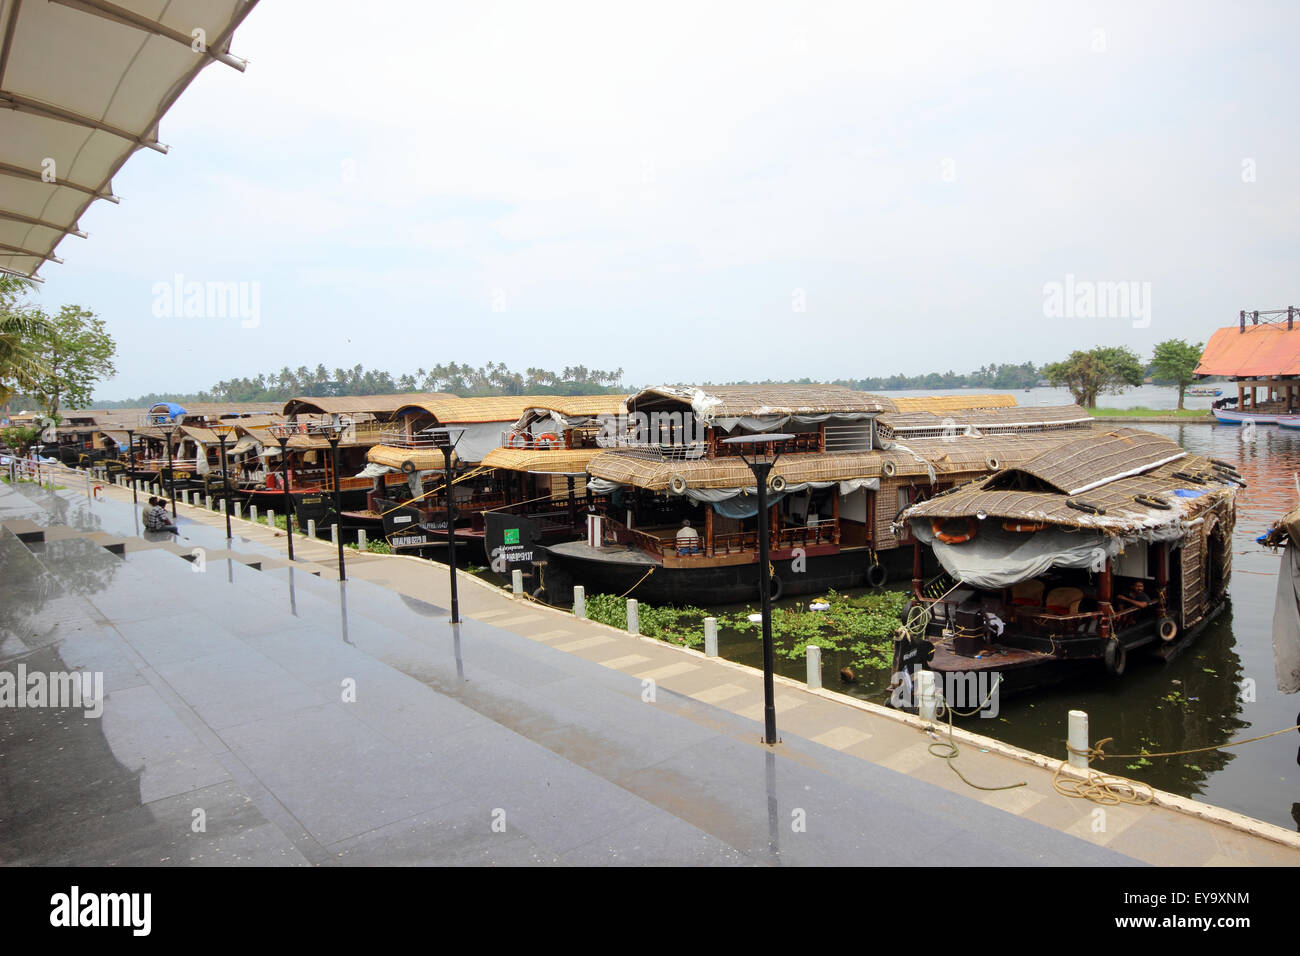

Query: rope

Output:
[925, 676, 1026, 792]
[1068, 723, 1300, 762]
[617, 565, 656, 598]
[1051, 723, 1300, 806]
[376, 466, 487, 517]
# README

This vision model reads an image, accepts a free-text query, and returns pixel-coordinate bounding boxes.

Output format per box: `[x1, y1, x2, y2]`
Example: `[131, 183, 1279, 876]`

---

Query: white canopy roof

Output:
[0, 0, 258, 279]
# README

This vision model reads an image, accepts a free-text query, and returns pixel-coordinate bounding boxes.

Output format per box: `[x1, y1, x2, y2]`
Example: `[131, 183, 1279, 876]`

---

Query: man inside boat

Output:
[1117, 580, 1151, 609]
[675, 518, 700, 555]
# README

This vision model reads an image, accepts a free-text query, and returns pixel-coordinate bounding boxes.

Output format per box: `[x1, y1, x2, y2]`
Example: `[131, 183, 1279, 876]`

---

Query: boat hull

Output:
[1213, 409, 1282, 425]
[538, 541, 929, 606]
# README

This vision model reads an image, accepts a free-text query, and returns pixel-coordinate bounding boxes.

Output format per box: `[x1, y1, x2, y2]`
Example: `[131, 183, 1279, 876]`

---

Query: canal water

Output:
[712, 416, 1299, 833]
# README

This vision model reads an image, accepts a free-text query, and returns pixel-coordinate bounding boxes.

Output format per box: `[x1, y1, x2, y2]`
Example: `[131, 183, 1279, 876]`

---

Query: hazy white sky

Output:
[27, 0, 1300, 401]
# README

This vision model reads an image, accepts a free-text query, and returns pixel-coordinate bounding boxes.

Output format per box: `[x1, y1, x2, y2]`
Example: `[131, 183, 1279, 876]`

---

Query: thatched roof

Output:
[902, 430, 1237, 533]
[587, 432, 1084, 492]
[365, 445, 453, 472]
[986, 428, 1185, 496]
[395, 395, 563, 424]
[518, 395, 629, 417]
[627, 385, 895, 420]
[481, 447, 606, 475]
[889, 394, 1018, 412]
[283, 393, 455, 417]
[878, 404, 1092, 439]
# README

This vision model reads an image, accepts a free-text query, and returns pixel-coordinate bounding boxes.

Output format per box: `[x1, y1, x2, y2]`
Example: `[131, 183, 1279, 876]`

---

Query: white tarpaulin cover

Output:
[0, 0, 258, 279]
[911, 518, 1186, 589]
[1271, 542, 1300, 695]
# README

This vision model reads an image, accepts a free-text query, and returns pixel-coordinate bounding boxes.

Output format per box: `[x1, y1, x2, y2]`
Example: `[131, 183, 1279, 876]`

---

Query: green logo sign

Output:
[504, 528, 520, 545]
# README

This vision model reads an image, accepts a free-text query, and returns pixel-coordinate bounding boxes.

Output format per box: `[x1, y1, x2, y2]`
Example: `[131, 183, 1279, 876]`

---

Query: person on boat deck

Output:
[676, 518, 700, 554]
[1118, 580, 1150, 609]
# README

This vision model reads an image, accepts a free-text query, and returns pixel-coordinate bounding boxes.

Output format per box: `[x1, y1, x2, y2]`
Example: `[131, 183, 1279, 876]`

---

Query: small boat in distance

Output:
[1186, 385, 1222, 397]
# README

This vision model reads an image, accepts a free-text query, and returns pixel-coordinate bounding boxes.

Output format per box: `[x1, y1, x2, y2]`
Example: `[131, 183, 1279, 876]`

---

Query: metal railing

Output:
[595, 436, 709, 460]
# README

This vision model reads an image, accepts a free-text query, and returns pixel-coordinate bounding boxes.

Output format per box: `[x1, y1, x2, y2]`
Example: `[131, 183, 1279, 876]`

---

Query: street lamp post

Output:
[276, 433, 295, 562]
[723, 432, 794, 746]
[324, 418, 347, 581]
[162, 425, 178, 519]
[211, 423, 236, 541]
[125, 428, 137, 505]
[425, 427, 465, 624]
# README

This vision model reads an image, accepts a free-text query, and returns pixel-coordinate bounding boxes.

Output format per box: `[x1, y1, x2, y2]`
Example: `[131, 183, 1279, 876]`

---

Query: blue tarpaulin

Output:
[711, 492, 787, 520]
[148, 402, 186, 423]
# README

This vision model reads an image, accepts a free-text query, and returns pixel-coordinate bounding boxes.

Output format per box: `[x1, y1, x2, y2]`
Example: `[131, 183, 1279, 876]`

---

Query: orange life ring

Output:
[931, 517, 977, 544]
[1002, 519, 1046, 533]
[535, 432, 561, 450]
[508, 432, 529, 449]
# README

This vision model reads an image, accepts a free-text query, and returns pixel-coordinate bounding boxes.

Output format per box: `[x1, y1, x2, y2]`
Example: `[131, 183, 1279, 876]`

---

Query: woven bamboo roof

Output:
[981, 428, 1185, 496]
[395, 395, 563, 424]
[903, 448, 1236, 534]
[173, 402, 285, 418]
[889, 394, 1018, 412]
[878, 405, 1092, 438]
[587, 432, 1082, 492]
[283, 393, 456, 417]
[365, 444, 453, 472]
[518, 395, 630, 417]
[480, 447, 606, 475]
[628, 385, 895, 419]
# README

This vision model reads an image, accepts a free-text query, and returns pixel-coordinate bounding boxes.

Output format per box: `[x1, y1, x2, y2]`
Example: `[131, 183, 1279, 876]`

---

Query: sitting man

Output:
[675, 518, 700, 555]
[1117, 579, 1151, 609]
[143, 496, 179, 534]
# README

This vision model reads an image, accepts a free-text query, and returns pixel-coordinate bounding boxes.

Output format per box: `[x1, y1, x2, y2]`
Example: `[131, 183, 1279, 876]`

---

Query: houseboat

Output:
[364, 395, 585, 552]
[531, 385, 1099, 605]
[895, 427, 1240, 700]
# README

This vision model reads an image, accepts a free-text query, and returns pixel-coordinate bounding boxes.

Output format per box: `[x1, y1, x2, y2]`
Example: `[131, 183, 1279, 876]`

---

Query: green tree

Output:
[0, 275, 49, 406]
[26, 304, 117, 421]
[1042, 346, 1144, 409]
[1149, 338, 1204, 410]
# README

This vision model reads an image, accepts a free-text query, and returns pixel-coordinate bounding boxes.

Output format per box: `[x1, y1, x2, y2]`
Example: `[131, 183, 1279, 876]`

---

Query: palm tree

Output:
[0, 275, 48, 405]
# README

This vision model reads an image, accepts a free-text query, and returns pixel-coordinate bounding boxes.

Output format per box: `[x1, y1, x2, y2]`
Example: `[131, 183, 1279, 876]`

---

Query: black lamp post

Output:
[324, 417, 347, 581]
[162, 424, 178, 519]
[723, 432, 793, 746]
[275, 433, 295, 562]
[125, 428, 137, 505]
[212, 423, 235, 541]
[425, 427, 465, 624]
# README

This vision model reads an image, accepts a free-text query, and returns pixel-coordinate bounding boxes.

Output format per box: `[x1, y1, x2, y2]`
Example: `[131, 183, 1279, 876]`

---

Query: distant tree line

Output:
[84, 362, 628, 409]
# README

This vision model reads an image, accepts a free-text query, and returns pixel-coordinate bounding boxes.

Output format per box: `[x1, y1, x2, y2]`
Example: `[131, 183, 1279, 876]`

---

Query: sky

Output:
[22, 0, 1300, 402]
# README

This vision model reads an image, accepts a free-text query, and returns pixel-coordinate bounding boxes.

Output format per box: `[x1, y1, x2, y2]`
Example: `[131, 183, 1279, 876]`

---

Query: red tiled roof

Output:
[1195, 325, 1300, 377]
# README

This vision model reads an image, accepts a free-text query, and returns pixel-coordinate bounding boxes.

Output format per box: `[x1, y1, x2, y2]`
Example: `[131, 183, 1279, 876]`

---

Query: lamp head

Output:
[721, 432, 794, 466]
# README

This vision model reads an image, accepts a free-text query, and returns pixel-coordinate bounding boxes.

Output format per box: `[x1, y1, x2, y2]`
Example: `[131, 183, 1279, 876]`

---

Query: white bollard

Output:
[357, 529, 367, 551]
[1068, 709, 1090, 770]
[330, 523, 338, 545]
[249, 505, 258, 523]
[917, 669, 939, 721]
[806, 644, 822, 690]
[307, 518, 316, 538]
[573, 585, 586, 618]
[627, 598, 639, 635]
[204, 495, 211, 510]
[234, 501, 243, 520]
[267, 508, 275, 529]
[704, 617, 718, 657]
[512, 569, 523, 598]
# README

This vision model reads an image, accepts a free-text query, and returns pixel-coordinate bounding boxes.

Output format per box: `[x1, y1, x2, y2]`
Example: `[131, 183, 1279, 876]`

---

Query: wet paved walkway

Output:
[2, 472, 1297, 866]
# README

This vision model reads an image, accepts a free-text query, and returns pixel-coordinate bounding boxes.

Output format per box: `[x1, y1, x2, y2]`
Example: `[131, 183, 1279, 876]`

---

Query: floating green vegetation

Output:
[582, 588, 911, 668]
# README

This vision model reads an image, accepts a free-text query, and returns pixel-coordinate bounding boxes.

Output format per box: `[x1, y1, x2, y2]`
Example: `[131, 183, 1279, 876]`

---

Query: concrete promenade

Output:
[2, 469, 1296, 866]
